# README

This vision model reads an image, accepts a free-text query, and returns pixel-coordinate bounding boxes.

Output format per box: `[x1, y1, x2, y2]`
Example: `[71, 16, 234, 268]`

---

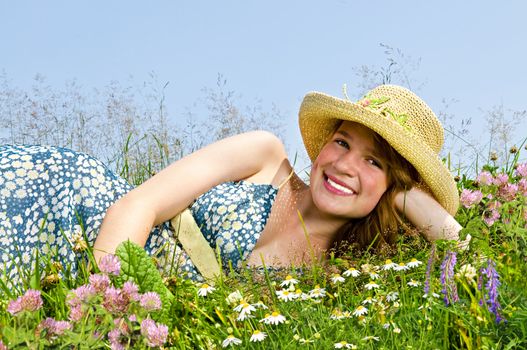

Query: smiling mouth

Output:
[323, 174, 356, 196]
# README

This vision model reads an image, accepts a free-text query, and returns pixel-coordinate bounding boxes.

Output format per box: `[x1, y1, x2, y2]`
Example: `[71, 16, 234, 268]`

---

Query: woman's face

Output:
[310, 121, 389, 219]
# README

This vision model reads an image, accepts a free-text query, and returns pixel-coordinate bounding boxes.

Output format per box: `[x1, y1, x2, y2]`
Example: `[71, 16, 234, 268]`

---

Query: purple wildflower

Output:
[69, 304, 84, 322]
[108, 328, 126, 350]
[479, 259, 504, 323]
[99, 254, 121, 276]
[7, 289, 44, 315]
[67, 285, 96, 320]
[103, 287, 130, 314]
[440, 250, 459, 305]
[89, 273, 111, 293]
[0, 340, 6, 350]
[423, 244, 435, 296]
[122, 281, 140, 302]
[460, 189, 484, 208]
[483, 209, 501, 226]
[515, 162, 527, 178]
[7, 298, 22, 315]
[69, 285, 96, 305]
[493, 173, 509, 186]
[497, 183, 519, 201]
[141, 319, 169, 347]
[476, 171, 493, 185]
[140, 292, 162, 311]
[114, 317, 131, 334]
[108, 317, 131, 349]
[518, 178, 527, 196]
[37, 317, 72, 337]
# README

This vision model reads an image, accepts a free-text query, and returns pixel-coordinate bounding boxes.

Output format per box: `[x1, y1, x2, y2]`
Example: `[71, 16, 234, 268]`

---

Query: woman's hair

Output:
[330, 123, 421, 254]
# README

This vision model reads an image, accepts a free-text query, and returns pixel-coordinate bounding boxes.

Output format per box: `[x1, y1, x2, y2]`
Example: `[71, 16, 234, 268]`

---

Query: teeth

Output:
[327, 177, 354, 194]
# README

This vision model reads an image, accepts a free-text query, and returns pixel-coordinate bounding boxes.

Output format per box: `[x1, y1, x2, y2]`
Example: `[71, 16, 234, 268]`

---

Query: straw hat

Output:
[298, 84, 459, 215]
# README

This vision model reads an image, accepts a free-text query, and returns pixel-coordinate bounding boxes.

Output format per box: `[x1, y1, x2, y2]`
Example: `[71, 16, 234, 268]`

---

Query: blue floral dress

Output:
[0, 145, 278, 287]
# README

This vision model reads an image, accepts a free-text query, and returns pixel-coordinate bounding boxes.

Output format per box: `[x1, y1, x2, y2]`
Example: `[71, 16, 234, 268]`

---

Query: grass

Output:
[1, 145, 526, 349]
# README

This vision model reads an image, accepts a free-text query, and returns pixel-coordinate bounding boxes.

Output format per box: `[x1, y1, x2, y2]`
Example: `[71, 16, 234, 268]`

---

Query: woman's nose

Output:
[333, 151, 359, 177]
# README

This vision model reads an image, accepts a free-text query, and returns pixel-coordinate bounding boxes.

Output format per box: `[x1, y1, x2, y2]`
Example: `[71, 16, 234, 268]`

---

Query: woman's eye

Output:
[334, 139, 349, 149]
[368, 158, 383, 169]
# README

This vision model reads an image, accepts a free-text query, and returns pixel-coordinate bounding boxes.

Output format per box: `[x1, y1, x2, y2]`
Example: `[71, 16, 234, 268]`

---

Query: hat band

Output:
[355, 95, 411, 132]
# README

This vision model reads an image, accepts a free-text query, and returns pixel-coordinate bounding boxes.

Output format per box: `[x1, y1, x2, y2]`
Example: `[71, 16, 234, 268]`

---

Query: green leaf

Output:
[115, 240, 174, 325]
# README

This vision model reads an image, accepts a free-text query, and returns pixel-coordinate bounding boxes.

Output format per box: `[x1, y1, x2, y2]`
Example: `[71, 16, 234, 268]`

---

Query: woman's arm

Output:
[93, 130, 288, 262]
[394, 187, 462, 241]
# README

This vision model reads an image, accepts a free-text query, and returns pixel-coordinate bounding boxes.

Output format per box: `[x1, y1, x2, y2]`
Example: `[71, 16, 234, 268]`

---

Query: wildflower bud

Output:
[454, 175, 460, 182]
[314, 332, 321, 339]
[510, 145, 518, 154]
[490, 152, 498, 161]
[227, 327, 233, 334]
[72, 233, 88, 252]
[52, 261, 63, 272]
[41, 273, 60, 288]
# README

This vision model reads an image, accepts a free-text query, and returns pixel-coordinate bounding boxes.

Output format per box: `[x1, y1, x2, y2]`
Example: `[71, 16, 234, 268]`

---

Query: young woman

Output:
[0, 84, 462, 286]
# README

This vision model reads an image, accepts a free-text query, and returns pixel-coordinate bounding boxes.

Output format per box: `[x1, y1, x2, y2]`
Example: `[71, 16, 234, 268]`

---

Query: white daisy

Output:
[362, 335, 380, 342]
[383, 259, 398, 270]
[343, 267, 360, 277]
[225, 290, 243, 305]
[369, 271, 380, 280]
[364, 281, 380, 290]
[294, 288, 310, 300]
[423, 292, 441, 299]
[330, 309, 345, 320]
[234, 301, 256, 321]
[249, 330, 267, 342]
[334, 341, 357, 349]
[386, 291, 399, 302]
[352, 305, 368, 317]
[331, 274, 346, 284]
[276, 289, 297, 302]
[252, 301, 268, 309]
[407, 279, 421, 287]
[260, 311, 286, 325]
[222, 335, 242, 347]
[197, 283, 216, 297]
[308, 285, 327, 298]
[280, 275, 299, 288]
[394, 262, 409, 272]
[362, 296, 377, 305]
[406, 258, 423, 268]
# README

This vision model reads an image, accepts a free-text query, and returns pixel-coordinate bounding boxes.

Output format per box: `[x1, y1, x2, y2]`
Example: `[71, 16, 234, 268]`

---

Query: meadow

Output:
[0, 141, 526, 350]
[1, 66, 527, 349]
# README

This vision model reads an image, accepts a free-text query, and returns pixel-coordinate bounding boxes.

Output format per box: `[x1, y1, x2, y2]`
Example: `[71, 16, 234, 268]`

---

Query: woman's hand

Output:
[394, 187, 462, 242]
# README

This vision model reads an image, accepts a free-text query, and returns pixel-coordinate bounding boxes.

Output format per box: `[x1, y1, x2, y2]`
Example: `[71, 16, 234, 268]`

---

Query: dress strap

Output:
[277, 169, 295, 189]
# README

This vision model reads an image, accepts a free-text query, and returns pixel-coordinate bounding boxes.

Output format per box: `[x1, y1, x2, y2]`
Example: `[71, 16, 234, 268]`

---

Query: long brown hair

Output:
[330, 125, 420, 254]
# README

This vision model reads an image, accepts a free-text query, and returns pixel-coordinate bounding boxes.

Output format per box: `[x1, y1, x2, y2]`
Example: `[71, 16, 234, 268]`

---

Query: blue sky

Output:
[1, 0, 526, 166]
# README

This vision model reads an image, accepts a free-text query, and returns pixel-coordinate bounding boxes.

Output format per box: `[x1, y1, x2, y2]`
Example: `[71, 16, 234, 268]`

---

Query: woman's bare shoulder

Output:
[238, 131, 292, 187]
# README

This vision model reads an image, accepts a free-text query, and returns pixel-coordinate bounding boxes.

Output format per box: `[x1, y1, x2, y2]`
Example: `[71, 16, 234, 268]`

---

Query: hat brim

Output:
[299, 92, 459, 215]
